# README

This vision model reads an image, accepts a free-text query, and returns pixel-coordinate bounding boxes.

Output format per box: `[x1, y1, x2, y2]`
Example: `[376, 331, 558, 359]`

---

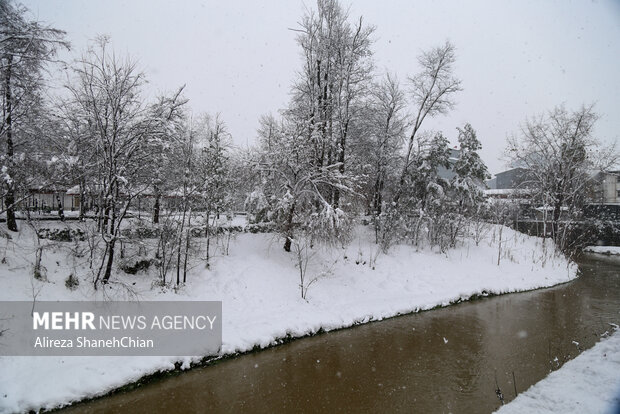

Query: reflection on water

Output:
[62, 254, 620, 413]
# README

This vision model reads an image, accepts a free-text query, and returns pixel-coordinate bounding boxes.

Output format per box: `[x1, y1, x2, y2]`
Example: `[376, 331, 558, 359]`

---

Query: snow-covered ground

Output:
[0, 222, 576, 413]
[583, 245, 620, 256]
[496, 329, 620, 414]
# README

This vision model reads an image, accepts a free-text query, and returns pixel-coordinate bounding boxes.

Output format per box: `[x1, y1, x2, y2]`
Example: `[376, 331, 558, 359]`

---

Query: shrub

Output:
[65, 274, 80, 290]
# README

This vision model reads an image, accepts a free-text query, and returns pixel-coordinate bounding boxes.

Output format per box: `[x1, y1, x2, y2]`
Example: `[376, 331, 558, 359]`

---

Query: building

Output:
[24, 186, 80, 212]
[494, 167, 531, 190]
[437, 148, 460, 181]
[485, 168, 533, 208]
[490, 168, 620, 203]
[590, 171, 620, 205]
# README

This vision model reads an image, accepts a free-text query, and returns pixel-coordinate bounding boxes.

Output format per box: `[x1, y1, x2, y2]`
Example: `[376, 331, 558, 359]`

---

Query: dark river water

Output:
[62, 254, 620, 413]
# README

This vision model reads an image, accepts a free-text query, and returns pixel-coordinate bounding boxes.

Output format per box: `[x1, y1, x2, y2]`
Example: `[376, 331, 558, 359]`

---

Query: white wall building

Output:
[593, 171, 620, 205]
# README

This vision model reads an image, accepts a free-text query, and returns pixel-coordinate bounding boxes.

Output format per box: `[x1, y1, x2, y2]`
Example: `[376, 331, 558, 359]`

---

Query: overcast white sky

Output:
[23, 0, 620, 175]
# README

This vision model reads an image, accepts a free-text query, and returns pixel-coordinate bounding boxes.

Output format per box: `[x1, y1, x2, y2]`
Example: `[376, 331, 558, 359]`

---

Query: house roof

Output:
[66, 185, 81, 195]
[494, 167, 528, 178]
[484, 188, 532, 196]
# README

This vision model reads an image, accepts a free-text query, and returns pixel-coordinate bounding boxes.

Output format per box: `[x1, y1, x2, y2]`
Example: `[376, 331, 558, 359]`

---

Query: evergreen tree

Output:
[451, 123, 489, 215]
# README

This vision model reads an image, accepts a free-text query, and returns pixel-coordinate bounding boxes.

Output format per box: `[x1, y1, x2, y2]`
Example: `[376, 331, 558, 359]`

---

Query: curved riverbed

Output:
[61, 254, 620, 413]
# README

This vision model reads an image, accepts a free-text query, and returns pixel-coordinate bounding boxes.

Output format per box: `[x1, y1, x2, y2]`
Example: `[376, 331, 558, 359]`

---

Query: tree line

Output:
[2, 0, 616, 289]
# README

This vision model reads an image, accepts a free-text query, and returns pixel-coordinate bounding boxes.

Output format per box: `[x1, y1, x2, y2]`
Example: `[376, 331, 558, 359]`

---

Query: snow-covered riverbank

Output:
[583, 246, 620, 256]
[0, 224, 576, 413]
[496, 329, 620, 414]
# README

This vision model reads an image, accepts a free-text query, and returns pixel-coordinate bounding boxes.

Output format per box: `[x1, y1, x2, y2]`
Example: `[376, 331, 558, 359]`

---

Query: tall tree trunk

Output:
[394, 121, 423, 206]
[373, 172, 384, 215]
[373, 112, 392, 216]
[183, 208, 191, 283]
[102, 239, 116, 284]
[102, 187, 119, 284]
[283, 201, 296, 252]
[333, 119, 347, 208]
[153, 184, 161, 224]
[103, 205, 110, 233]
[56, 194, 65, 221]
[205, 208, 211, 268]
[79, 178, 86, 220]
[552, 194, 564, 244]
[176, 205, 186, 286]
[4, 56, 17, 232]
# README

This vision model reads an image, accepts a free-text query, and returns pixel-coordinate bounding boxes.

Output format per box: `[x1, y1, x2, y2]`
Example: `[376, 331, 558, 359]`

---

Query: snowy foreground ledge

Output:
[495, 329, 620, 414]
[0, 225, 576, 413]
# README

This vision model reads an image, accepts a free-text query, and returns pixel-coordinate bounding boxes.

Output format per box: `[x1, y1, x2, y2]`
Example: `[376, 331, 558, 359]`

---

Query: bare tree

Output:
[367, 73, 408, 218]
[246, 0, 374, 253]
[393, 41, 462, 204]
[506, 105, 617, 249]
[1, 0, 68, 231]
[66, 37, 151, 288]
[251, 117, 352, 252]
[291, 0, 374, 208]
[194, 113, 232, 268]
[147, 86, 188, 224]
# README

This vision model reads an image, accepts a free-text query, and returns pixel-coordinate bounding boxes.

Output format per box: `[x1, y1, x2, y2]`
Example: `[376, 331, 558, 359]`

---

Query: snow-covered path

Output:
[495, 329, 620, 414]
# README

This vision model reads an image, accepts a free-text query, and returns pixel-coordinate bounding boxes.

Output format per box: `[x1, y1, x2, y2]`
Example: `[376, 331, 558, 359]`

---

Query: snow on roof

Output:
[587, 169, 620, 179]
[66, 185, 80, 195]
[494, 167, 530, 177]
[29, 185, 67, 193]
[484, 188, 532, 196]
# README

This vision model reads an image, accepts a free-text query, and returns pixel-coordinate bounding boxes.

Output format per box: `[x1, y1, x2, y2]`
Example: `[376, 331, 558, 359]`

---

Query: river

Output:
[61, 253, 620, 413]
